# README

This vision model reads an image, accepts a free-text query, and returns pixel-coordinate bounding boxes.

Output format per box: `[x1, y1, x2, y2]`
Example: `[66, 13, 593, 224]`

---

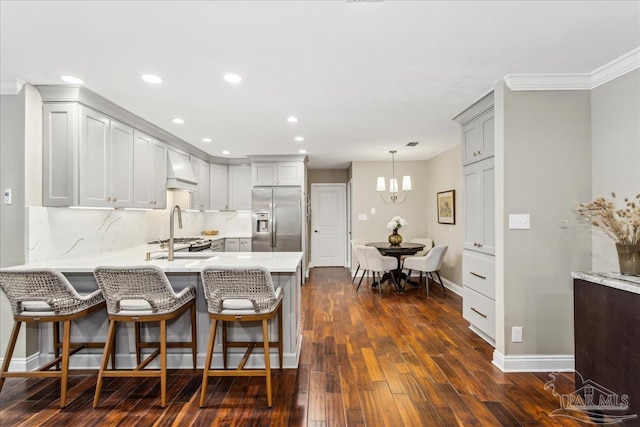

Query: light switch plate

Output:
[509, 214, 530, 229]
[358, 214, 367, 221]
[370, 207, 376, 215]
[3, 189, 11, 205]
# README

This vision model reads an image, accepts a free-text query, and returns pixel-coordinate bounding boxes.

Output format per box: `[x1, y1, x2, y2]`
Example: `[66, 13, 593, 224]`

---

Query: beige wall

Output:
[423, 145, 463, 287]
[590, 69, 640, 271]
[499, 85, 592, 356]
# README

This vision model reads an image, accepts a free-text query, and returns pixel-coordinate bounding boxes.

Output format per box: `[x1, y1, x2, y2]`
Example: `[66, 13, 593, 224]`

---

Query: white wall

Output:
[590, 69, 640, 271]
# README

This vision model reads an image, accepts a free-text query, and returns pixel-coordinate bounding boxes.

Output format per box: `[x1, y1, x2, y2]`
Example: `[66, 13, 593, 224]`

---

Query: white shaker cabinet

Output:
[209, 163, 229, 210]
[224, 238, 239, 252]
[239, 238, 252, 252]
[79, 106, 134, 208]
[190, 157, 210, 211]
[462, 109, 495, 166]
[133, 130, 167, 209]
[43, 103, 79, 206]
[228, 165, 251, 210]
[463, 157, 495, 255]
[251, 162, 303, 186]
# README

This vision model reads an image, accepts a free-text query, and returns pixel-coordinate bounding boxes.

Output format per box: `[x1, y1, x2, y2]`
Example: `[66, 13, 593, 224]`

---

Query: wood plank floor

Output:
[0, 267, 584, 426]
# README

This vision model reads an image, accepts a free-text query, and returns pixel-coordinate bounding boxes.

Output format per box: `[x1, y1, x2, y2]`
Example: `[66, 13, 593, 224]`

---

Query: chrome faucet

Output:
[168, 204, 183, 261]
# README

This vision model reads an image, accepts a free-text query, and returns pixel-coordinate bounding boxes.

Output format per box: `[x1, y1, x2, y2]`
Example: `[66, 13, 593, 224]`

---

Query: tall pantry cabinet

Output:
[454, 92, 496, 346]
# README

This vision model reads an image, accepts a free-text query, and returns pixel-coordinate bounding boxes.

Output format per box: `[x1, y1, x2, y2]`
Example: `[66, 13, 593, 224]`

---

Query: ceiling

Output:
[1, 1, 638, 169]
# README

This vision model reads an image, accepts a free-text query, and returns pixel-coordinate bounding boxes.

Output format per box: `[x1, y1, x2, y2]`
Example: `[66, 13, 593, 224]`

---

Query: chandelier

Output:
[376, 150, 411, 204]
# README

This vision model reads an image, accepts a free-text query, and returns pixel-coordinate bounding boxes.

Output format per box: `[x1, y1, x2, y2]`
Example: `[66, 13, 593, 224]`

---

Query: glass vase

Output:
[616, 244, 640, 276]
[388, 230, 402, 245]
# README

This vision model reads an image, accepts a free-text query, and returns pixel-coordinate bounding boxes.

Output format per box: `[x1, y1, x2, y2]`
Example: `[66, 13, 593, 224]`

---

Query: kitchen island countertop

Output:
[5, 245, 303, 274]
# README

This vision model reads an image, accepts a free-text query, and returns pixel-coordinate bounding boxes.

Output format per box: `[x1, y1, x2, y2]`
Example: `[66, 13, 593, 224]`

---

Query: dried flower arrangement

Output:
[576, 193, 640, 245]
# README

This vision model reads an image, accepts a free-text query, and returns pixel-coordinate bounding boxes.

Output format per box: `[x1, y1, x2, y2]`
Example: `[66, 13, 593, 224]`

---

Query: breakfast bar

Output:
[6, 247, 303, 370]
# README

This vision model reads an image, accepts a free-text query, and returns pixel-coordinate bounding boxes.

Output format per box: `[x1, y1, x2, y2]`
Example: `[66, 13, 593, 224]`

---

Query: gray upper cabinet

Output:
[190, 157, 210, 210]
[209, 163, 229, 210]
[43, 103, 78, 206]
[228, 165, 252, 210]
[78, 106, 134, 208]
[462, 109, 494, 166]
[251, 162, 303, 186]
[133, 130, 167, 209]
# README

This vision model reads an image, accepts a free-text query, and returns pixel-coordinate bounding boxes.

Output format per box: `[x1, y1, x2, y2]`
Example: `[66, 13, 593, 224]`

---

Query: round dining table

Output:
[365, 242, 425, 292]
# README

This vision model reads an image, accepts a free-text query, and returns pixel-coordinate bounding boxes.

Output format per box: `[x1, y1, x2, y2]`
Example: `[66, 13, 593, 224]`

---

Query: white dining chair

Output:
[355, 245, 398, 294]
[350, 239, 365, 283]
[402, 245, 448, 298]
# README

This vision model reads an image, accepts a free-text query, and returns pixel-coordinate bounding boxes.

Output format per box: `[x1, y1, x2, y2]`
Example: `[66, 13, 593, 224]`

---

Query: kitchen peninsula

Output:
[6, 247, 303, 369]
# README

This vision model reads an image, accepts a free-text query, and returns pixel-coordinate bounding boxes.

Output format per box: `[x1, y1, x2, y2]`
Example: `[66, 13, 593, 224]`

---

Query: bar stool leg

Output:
[278, 305, 283, 370]
[262, 318, 272, 408]
[134, 322, 142, 366]
[200, 318, 218, 407]
[60, 320, 71, 407]
[222, 321, 228, 369]
[0, 321, 21, 393]
[160, 319, 167, 408]
[190, 303, 197, 369]
[94, 319, 116, 408]
[53, 321, 61, 369]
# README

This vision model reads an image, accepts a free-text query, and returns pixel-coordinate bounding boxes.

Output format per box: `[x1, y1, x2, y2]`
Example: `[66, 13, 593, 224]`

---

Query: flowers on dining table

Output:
[387, 216, 408, 232]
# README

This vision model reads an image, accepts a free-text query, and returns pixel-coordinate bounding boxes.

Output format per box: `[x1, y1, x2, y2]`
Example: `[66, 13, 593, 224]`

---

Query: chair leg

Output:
[110, 322, 117, 369]
[277, 305, 284, 370]
[222, 321, 228, 370]
[262, 318, 273, 408]
[53, 321, 61, 369]
[0, 321, 22, 393]
[160, 319, 167, 408]
[436, 271, 446, 295]
[404, 269, 412, 287]
[352, 264, 360, 283]
[419, 272, 423, 287]
[94, 319, 117, 408]
[134, 322, 142, 366]
[356, 270, 366, 292]
[200, 318, 218, 407]
[60, 320, 71, 408]
[190, 302, 197, 369]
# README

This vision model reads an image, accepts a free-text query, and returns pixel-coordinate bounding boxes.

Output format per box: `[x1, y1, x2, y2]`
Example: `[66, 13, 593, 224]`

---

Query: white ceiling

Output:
[1, 1, 639, 168]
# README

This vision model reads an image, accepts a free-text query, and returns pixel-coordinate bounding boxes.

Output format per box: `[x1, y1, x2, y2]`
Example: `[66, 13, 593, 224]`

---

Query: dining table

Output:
[365, 241, 425, 292]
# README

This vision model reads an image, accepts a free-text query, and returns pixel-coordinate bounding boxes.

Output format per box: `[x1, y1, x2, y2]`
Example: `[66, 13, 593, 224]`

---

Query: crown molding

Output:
[504, 47, 640, 91]
[0, 78, 25, 95]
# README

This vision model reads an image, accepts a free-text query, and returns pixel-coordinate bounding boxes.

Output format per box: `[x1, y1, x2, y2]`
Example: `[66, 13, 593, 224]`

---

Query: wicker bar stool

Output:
[0, 269, 107, 408]
[93, 265, 197, 408]
[199, 266, 283, 408]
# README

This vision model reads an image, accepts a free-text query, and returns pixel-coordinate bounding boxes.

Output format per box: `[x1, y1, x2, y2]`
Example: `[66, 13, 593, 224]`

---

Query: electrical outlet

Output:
[512, 326, 523, 343]
[358, 214, 367, 221]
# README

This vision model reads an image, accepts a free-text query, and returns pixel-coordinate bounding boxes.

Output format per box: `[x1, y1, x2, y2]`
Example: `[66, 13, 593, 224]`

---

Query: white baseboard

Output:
[349, 269, 463, 296]
[0, 352, 41, 372]
[492, 350, 575, 372]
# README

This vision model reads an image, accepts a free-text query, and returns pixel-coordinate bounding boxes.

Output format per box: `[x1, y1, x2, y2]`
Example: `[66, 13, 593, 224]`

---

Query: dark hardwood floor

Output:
[0, 267, 585, 426]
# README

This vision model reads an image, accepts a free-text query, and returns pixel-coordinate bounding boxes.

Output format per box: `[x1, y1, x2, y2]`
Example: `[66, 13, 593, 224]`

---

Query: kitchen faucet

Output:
[168, 204, 183, 261]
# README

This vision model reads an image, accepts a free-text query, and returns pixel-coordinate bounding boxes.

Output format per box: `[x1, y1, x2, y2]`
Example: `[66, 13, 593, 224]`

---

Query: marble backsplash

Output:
[26, 203, 252, 262]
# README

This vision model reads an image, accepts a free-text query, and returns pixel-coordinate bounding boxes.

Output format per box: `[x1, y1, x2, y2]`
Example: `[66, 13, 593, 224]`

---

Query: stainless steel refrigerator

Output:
[252, 187, 302, 252]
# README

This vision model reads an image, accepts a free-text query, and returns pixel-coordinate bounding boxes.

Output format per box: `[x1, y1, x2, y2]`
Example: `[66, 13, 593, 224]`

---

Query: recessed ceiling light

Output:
[142, 74, 162, 84]
[299, 149, 307, 154]
[222, 150, 230, 155]
[61, 75, 84, 85]
[202, 138, 212, 143]
[224, 74, 242, 83]
[287, 116, 299, 123]
[172, 118, 184, 124]
[294, 136, 304, 142]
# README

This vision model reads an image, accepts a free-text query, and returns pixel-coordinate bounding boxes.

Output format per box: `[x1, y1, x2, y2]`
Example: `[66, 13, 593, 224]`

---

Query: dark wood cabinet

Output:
[574, 278, 639, 426]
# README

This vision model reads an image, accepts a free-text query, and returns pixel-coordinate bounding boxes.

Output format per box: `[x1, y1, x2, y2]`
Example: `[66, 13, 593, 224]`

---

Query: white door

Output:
[311, 184, 347, 267]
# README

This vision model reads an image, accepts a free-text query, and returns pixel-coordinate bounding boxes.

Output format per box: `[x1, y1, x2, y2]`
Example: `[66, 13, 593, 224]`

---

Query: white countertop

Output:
[572, 272, 640, 295]
[6, 244, 303, 274]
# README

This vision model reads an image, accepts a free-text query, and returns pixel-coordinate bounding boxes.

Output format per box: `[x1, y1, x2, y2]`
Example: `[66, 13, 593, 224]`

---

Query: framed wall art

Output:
[437, 190, 455, 224]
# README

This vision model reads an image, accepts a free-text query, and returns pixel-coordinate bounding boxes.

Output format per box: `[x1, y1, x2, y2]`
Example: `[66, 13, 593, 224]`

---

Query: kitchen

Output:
[1, 1, 640, 424]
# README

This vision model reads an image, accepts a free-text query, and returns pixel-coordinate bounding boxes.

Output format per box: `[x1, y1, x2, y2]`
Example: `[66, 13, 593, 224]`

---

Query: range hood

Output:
[166, 149, 198, 191]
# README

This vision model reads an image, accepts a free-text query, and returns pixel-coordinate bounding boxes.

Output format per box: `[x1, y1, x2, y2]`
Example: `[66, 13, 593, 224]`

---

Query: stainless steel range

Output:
[149, 237, 214, 252]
